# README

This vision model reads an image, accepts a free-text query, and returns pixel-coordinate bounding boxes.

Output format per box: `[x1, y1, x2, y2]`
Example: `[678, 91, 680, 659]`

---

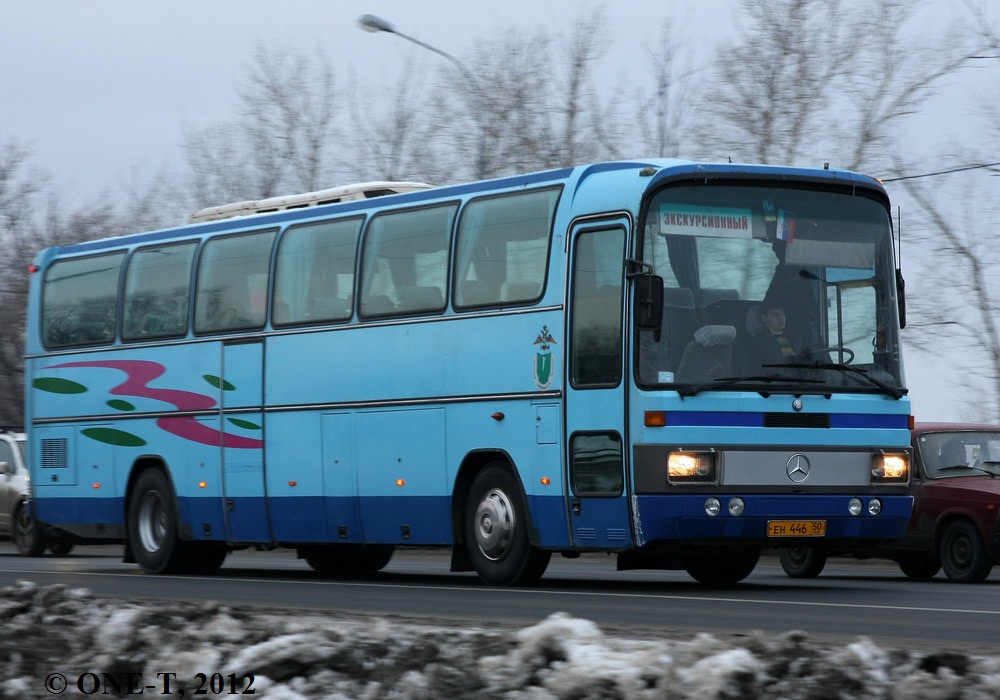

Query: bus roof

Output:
[187, 181, 435, 223]
[41, 160, 888, 258]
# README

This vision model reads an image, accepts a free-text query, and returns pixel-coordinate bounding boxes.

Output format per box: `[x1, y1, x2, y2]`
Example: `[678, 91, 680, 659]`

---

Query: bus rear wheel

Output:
[300, 544, 395, 574]
[465, 464, 550, 586]
[128, 469, 185, 574]
[682, 547, 761, 585]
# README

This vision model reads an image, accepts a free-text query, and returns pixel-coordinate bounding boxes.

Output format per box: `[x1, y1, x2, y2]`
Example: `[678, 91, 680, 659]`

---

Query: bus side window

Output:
[123, 242, 197, 340]
[42, 252, 125, 347]
[570, 432, 624, 496]
[274, 217, 362, 326]
[194, 229, 277, 334]
[454, 188, 559, 309]
[571, 228, 626, 387]
[359, 204, 455, 319]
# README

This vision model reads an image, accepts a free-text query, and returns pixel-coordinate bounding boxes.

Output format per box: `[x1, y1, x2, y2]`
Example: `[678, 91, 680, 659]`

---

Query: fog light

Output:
[868, 498, 882, 516]
[728, 497, 745, 516]
[848, 498, 863, 516]
[704, 497, 721, 516]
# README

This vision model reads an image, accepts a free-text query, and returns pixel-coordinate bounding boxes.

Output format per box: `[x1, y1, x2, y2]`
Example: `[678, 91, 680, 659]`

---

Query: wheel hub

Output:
[474, 488, 514, 561]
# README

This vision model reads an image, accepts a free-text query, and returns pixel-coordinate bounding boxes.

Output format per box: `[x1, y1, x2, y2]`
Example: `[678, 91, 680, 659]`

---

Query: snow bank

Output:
[1, 582, 998, 699]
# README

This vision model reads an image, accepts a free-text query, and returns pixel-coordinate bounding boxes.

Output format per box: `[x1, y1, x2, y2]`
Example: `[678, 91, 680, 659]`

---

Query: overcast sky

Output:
[1, 1, 735, 195]
[4, 1, 998, 423]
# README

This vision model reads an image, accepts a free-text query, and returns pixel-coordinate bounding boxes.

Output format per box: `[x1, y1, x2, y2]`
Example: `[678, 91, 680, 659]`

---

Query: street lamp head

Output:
[358, 14, 395, 34]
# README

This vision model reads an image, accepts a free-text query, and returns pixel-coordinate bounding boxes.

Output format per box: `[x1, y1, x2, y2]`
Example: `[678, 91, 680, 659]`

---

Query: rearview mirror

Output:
[633, 275, 664, 331]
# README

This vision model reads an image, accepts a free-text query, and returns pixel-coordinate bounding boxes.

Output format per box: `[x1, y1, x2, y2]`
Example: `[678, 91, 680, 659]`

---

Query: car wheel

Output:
[778, 547, 828, 578]
[12, 501, 45, 557]
[683, 547, 761, 585]
[465, 464, 550, 586]
[897, 557, 941, 580]
[939, 520, 993, 583]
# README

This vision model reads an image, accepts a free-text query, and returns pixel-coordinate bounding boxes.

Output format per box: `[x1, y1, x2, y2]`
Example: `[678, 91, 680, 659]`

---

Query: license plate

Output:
[767, 520, 826, 537]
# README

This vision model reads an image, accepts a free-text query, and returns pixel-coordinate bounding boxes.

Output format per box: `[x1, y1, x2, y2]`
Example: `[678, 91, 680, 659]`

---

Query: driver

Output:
[747, 297, 804, 370]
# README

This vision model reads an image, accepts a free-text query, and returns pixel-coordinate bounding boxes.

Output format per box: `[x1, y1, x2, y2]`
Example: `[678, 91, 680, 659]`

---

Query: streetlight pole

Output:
[358, 14, 487, 180]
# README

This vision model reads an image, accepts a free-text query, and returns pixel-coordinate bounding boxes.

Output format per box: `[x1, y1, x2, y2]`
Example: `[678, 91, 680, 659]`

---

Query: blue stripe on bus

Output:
[35, 493, 568, 547]
[36, 491, 911, 550]
[828, 413, 909, 429]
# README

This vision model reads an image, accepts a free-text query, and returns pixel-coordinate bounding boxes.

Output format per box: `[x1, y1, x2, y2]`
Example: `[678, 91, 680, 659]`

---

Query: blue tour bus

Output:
[24, 160, 912, 585]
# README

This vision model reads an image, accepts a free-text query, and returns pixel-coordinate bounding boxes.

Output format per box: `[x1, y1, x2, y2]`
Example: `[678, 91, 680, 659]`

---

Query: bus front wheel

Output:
[465, 464, 550, 586]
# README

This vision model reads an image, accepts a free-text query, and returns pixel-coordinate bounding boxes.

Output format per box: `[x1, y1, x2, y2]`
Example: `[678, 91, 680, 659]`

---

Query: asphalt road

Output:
[1, 542, 997, 654]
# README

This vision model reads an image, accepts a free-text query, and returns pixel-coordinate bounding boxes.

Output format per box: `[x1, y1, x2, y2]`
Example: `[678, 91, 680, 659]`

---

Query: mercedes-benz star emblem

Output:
[786, 454, 811, 483]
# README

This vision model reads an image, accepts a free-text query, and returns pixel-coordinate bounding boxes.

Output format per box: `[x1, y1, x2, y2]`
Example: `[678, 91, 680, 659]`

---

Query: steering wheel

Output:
[803, 345, 855, 365]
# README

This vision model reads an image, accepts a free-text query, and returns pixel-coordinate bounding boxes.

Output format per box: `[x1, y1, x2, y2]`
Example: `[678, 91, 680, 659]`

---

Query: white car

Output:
[0, 431, 74, 556]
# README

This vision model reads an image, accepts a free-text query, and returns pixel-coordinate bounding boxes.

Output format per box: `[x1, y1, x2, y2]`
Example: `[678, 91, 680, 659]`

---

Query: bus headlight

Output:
[668, 451, 717, 483]
[848, 498, 863, 516]
[871, 452, 909, 483]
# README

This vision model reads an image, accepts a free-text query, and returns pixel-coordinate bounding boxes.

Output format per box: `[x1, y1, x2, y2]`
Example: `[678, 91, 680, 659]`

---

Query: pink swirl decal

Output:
[51, 359, 264, 449]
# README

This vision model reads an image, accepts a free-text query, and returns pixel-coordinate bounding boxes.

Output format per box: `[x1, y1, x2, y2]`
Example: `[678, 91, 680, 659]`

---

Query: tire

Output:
[683, 547, 761, 585]
[897, 557, 941, 580]
[778, 547, 828, 578]
[46, 536, 75, 557]
[939, 520, 993, 583]
[12, 501, 45, 557]
[465, 464, 550, 586]
[127, 469, 185, 574]
[301, 544, 395, 575]
[182, 541, 228, 575]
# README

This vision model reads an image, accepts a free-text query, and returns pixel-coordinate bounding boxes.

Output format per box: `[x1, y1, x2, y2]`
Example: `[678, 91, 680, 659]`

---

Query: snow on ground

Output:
[1, 581, 998, 699]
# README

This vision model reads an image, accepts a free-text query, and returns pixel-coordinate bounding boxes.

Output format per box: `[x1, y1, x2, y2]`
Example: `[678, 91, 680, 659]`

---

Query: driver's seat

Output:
[939, 439, 967, 469]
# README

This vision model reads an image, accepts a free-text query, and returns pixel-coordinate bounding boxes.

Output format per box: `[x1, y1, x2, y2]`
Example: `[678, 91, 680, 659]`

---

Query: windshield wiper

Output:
[938, 464, 998, 477]
[677, 373, 825, 398]
[764, 361, 907, 399]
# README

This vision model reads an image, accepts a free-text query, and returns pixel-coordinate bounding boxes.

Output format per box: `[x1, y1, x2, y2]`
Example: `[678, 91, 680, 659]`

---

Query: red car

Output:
[780, 422, 1000, 582]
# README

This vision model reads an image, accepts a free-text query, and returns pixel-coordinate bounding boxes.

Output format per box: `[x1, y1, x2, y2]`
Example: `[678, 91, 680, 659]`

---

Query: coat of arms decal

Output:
[533, 325, 557, 388]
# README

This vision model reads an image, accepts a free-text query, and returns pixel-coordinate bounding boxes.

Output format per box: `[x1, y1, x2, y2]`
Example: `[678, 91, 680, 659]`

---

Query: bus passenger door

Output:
[564, 220, 634, 547]
[220, 340, 271, 543]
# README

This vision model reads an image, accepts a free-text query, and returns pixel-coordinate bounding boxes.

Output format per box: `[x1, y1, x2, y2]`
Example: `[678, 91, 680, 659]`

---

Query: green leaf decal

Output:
[107, 399, 136, 412]
[227, 418, 261, 431]
[81, 427, 147, 447]
[33, 377, 88, 394]
[203, 374, 236, 391]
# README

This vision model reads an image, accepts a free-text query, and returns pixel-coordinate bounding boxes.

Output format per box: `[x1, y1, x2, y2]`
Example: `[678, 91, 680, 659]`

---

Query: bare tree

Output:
[182, 44, 342, 208]
[423, 14, 619, 181]
[0, 142, 122, 425]
[897, 169, 1000, 421]
[634, 16, 698, 158]
[350, 58, 443, 184]
[697, 0, 984, 171]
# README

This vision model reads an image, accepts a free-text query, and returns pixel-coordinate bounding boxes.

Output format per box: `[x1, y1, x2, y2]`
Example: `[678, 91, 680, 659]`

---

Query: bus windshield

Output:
[637, 182, 904, 395]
